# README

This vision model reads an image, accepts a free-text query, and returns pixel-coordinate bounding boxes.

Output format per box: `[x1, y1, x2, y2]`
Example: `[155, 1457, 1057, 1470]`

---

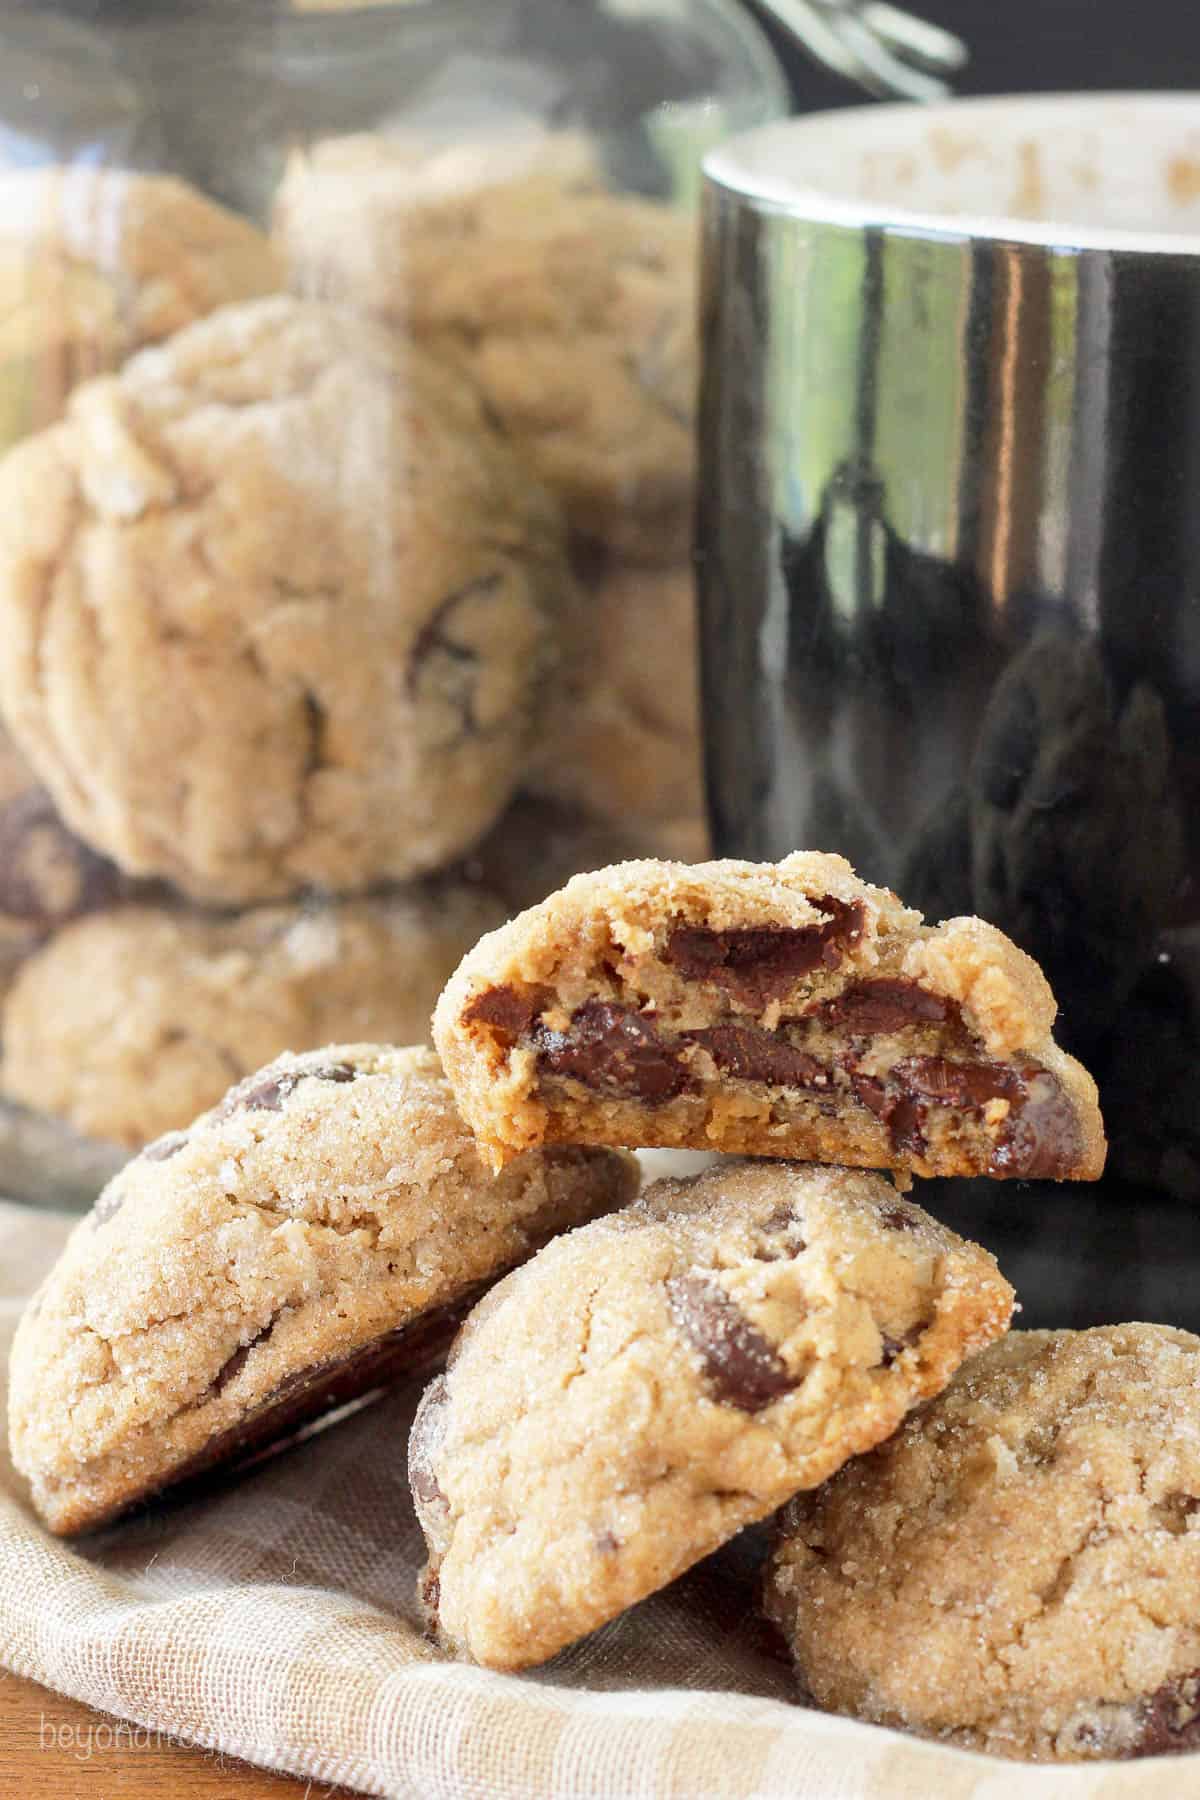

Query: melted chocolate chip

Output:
[0, 788, 123, 926]
[689, 1023, 827, 1090]
[409, 1375, 450, 1515]
[851, 1075, 926, 1156]
[856, 1057, 1010, 1154]
[896, 1056, 1020, 1110]
[464, 984, 539, 1043]
[666, 1273, 798, 1412]
[1133, 1670, 1200, 1757]
[534, 1002, 693, 1104]
[895, 1054, 1063, 1178]
[809, 979, 949, 1035]
[887, 1095, 924, 1154]
[664, 897, 866, 1007]
[520, 966, 1081, 1181]
[990, 1068, 1085, 1182]
[852, 1050, 1080, 1179]
[218, 1059, 358, 1118]
[879, 1205, 920, 1233]
[142, 1130, 188, 1163]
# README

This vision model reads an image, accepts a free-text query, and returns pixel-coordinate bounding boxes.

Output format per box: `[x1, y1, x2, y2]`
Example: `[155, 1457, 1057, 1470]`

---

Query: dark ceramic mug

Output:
[699, 95, 1200, 1323]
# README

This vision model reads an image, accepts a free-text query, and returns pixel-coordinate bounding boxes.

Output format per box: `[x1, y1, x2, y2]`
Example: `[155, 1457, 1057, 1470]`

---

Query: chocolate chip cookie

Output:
[276, 133, 697, 561]
[0, 883, 506, 1148]
[432, 852, 1106, 1179]
[526, 559, 705, 842]
[410, 1158, 1013, 1670]
[0, 165, 279, 452]
[765, 1325, 1200, 1762]
[8, 1044, 637, 1537]
[0, 294, 574, 903]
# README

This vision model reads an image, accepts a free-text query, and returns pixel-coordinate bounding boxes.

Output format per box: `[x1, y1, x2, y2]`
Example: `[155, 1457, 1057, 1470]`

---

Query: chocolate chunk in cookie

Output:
[7, 1044, 637, 1536]
[433, 851, 1106, 1181]
[410, 1158, 1013, 1670]
[665, 1272, 798, 1411]
[216, 1056, 357, 1118]
[765, 1325, 1200, 1763]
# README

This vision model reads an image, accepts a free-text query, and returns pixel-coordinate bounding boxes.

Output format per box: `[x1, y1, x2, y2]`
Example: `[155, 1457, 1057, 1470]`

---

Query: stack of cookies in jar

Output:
[16, 845, 1200, 1766]
[0, 132, 705, 1157]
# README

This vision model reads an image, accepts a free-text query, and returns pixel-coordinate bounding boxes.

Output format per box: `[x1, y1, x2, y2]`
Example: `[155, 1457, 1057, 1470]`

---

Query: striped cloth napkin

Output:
[0, 1190, 1188, 1798]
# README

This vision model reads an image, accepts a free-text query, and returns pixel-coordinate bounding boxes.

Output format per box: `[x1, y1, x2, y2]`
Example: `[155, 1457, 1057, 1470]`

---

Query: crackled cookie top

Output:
[0, 165, 279, 449]
[765, 1325, 1200, 1763]
[0, 882, 506, 1147]
[410, 1158, 1013, 1671]
[8, 1044, 637, 1537]
[432, 852, 1106, 1180]
[276, 133, 697, 561]
[0, 294, 574, 902]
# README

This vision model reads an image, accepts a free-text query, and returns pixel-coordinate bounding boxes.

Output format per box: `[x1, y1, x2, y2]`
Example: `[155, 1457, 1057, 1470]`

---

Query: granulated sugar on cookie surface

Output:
[766, 1324, 1200, 1763]
[9, 1043, 636, 1536]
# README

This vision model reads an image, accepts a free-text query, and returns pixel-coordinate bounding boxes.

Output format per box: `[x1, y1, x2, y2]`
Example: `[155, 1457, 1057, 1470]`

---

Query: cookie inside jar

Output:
[0, 4, 787, 1196]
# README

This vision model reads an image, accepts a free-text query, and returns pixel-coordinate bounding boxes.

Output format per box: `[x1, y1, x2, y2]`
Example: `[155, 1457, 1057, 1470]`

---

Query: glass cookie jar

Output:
[0, 0, 788, 1205]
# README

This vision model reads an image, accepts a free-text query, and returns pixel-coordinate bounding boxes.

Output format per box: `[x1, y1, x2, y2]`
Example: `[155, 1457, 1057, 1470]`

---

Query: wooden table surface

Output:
[0, 1668, 359, 1798]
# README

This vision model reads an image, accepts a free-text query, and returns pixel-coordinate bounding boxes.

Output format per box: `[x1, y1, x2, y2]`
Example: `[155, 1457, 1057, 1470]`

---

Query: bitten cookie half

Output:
[765, 1326, 1200, 1763]
[432, 852, 1106, 1180]
[410, 1158, 1014, 1671]
[8, 1044, 637, 1536]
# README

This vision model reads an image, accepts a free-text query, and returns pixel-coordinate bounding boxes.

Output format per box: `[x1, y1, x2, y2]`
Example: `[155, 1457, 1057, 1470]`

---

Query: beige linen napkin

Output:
[0, 1197, 1185, 1798]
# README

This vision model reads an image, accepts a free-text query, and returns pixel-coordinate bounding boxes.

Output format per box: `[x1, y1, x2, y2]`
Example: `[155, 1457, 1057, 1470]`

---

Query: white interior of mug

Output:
[705, 93, 1200, 252]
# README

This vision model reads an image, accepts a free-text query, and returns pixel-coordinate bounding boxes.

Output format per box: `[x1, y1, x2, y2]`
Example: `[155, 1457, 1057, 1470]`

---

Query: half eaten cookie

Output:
[432, 853, 1106, 1179]
[410, 1158, 1014, 1670]
[8, 1044, 637, 1535]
